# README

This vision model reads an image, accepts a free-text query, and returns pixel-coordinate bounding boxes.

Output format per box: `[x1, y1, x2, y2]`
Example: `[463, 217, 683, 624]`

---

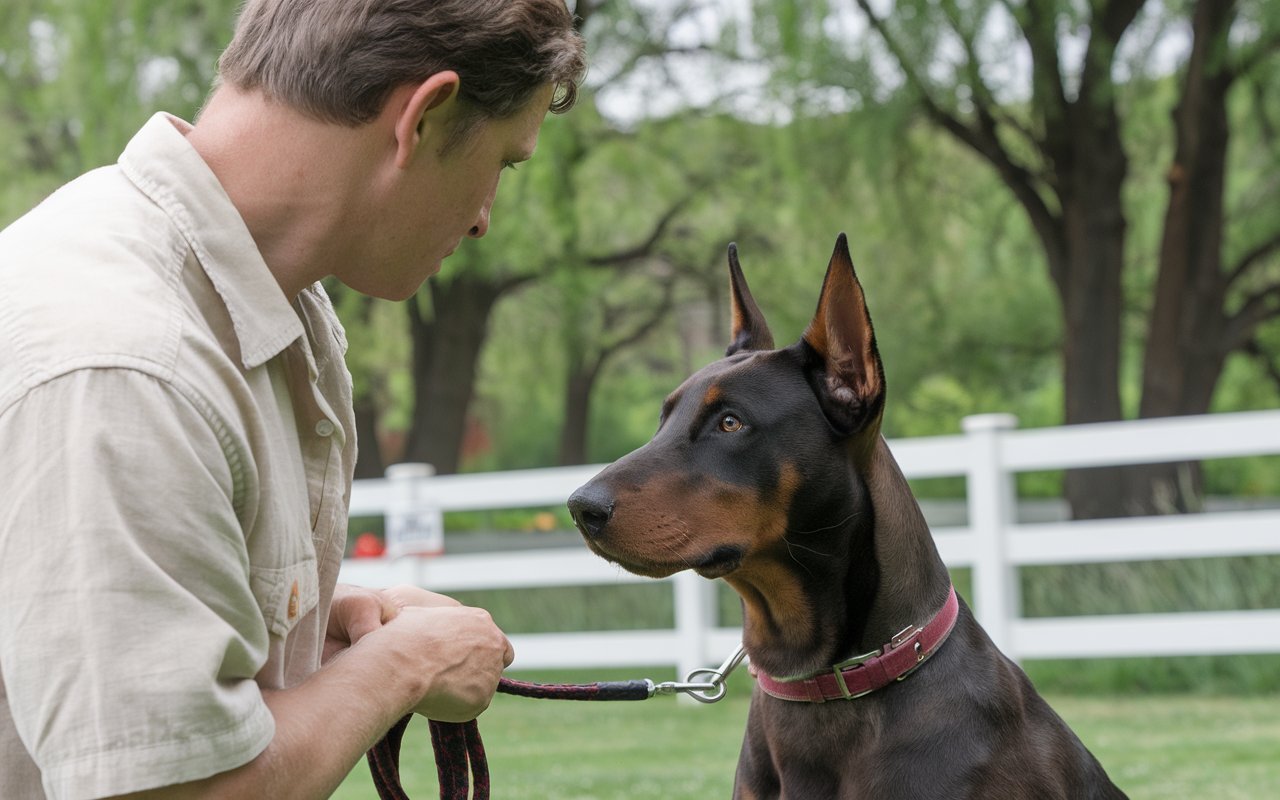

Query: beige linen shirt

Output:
[0, 113, 356, 799]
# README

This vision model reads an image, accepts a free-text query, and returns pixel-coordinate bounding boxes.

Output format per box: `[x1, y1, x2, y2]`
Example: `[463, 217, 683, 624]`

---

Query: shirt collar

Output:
[117, 112, 304, 370]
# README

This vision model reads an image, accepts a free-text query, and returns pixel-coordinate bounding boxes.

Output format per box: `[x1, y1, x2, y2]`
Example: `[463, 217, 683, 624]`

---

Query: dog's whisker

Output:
[785, 510, 863, 536]
[781, 537, 832, 558]
[781, 539, 818, 577]
[658, 520, 695, 567]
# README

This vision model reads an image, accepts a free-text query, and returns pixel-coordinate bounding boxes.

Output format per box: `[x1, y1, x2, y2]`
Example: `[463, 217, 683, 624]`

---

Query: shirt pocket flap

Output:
[249, 556, 320, 639]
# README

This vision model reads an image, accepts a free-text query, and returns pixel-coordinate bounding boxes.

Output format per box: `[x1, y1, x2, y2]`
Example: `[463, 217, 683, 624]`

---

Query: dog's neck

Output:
[858, 436, 953, 646]
[728, 433, 952, 679]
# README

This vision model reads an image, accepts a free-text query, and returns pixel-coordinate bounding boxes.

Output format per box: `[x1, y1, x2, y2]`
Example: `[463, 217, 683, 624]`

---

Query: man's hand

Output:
[378, 604, 515, 721]
[324, 583, 464, 662]
[326, 583, 514, 721]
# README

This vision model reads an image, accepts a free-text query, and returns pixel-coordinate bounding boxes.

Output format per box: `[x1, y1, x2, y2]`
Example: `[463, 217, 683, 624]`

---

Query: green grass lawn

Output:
[334, 670, 1279, 799]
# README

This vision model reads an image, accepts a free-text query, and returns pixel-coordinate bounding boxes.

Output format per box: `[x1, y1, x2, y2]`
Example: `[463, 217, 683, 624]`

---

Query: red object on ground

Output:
[352, 532, 386, 558]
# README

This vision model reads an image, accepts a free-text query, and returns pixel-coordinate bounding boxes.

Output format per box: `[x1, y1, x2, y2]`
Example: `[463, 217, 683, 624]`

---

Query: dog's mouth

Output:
[584, 539, 744, 580]
[691, 545, 744, 578]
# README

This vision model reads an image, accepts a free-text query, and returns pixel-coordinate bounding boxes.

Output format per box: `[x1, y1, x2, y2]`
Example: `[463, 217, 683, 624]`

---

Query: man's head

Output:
[203, 0, 586, 300]
[217, 0, 586, 150]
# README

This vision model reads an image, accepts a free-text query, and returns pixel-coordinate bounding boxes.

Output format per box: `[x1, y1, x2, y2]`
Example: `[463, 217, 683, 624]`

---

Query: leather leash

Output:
[366, 677, 654, 800]
[365, 649, 747, 800]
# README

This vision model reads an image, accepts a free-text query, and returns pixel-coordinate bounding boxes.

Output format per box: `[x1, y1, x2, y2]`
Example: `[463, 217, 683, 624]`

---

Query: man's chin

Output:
[380, 265, 445, 301]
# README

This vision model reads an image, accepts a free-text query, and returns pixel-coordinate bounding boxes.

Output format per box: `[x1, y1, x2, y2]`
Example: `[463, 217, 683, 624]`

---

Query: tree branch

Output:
[939, 0, 998, 112]
[1078, 0, 1148, 104]
[854, 0, 1067, 284]
[597, 277, 677, 365]
[1097, 0, 1150, 46]
[1241, 336, 1280, 394]
[584, 192, 698, 267]
[1000, 0, 1068, 121]
[1226, 282, 1280, 349]
[947, 6, 1052, 185]
[1226, 230, 1280, 288]
[1231, 29, 1280, 80]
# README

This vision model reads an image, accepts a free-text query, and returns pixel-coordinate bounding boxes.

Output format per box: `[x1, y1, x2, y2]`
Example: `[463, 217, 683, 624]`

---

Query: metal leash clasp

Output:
[650, 643, 747, 703]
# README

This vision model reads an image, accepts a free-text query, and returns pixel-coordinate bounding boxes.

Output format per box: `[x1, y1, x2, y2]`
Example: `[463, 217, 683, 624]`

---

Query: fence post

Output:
[384, 463, 445, 560]
[961, 413, 1019, 658]
[673, 570, 716, 705]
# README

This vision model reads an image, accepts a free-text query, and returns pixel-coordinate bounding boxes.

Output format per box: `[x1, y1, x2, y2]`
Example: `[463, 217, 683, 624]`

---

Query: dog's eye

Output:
[718, 414, 743, 433]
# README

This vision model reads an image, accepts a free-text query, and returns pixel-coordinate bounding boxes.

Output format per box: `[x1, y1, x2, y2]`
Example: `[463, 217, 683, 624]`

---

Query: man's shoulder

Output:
[5, 163, 180, 246]
[0, 166, 201, 400]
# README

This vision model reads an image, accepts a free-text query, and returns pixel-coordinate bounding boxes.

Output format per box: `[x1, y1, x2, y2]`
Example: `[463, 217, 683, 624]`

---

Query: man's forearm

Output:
[109, 633, 421, 800]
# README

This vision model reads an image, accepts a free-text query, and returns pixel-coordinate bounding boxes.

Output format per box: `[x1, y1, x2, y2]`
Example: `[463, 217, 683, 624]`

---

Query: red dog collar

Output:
[750, 585, 959, 702]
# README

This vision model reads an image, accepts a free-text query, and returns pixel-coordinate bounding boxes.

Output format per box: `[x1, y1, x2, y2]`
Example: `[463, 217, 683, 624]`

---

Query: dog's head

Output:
[567, 234, 886, 583]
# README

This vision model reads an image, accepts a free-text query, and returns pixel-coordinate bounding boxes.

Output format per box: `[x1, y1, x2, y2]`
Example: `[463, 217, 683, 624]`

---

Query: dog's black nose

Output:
[567, 484, 614, 539]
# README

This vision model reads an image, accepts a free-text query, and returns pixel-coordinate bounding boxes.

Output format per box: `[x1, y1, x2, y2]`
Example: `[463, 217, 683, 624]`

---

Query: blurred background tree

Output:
[749, 0, 1280, 516]
[2, 0, 1277, 517]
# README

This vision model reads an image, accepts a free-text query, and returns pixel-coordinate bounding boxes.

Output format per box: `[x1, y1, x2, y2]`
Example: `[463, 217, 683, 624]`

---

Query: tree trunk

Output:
[1056, 201, 1131, 518]
[1132, 0, 1237, 513]
[1053, 73, 1133, 519]
[401, 276, 509, 474]
[352, 395, 385, 479]
[558, 361, 602, 466]
[857, 0, 1267, 519]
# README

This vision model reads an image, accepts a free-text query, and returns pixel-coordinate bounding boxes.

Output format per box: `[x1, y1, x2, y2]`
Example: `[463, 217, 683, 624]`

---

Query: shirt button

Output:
[315, 419, 335, 437]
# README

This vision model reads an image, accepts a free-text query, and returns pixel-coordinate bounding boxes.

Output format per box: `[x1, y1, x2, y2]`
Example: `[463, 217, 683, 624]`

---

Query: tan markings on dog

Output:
[724, 462, 812, 652]
[702, 383, 722, 408]
[605, 471, 736, 571]
[731, 301, 746, 339]
[606, 461, 799, 577]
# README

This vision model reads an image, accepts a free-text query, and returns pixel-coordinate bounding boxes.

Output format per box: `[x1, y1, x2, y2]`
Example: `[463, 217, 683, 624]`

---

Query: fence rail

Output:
[339, 410, 1280, 677]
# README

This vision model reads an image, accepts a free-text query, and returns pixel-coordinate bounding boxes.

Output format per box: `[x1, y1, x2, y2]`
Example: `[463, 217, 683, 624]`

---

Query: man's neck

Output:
[185, 87, 386, 299]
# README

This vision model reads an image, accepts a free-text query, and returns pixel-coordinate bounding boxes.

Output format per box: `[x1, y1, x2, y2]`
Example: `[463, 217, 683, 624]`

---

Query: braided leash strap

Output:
[496, 677, 652, 701]
[366, 677, 652, 799]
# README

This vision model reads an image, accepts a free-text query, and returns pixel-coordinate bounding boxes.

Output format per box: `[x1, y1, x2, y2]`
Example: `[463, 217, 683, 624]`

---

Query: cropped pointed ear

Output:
[801, 234, 885, 435]
[726, 243, 775, 356]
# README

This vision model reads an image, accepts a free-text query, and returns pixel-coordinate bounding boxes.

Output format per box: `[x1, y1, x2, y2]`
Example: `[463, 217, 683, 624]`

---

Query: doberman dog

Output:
[567, 235, 1127, 799]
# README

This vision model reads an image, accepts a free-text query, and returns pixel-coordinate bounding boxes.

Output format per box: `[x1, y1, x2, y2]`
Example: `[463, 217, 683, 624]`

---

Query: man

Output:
[0, 1, 587, 797]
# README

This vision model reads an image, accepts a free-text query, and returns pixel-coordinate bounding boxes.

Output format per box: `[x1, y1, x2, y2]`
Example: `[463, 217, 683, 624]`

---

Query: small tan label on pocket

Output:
[288, 580, 300, 621]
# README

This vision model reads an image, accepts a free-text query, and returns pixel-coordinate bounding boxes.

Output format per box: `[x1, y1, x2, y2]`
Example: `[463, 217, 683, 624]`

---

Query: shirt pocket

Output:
[249, 551, 320, 639]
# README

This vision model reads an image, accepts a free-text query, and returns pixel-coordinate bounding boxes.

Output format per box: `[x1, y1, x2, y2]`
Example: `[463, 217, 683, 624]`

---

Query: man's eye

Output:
[718, 414, 743, 433]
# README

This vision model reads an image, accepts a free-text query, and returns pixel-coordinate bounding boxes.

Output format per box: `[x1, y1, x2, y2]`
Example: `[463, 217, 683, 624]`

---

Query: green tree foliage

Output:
[747, 0, 1280, 517]
[0, 0, 238, 221]
[4, 0, 1277, 506]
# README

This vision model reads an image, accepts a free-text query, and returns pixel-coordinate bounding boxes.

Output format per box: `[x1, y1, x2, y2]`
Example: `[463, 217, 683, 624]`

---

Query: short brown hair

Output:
[218, 0, 587, 128]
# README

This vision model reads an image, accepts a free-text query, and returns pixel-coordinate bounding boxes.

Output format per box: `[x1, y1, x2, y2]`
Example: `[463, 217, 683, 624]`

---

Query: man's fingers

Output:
[380, 584, 462, 610]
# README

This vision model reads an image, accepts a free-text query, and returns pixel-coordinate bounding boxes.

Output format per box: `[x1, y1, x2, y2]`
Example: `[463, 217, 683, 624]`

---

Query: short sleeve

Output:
[0, 368, 275, 800]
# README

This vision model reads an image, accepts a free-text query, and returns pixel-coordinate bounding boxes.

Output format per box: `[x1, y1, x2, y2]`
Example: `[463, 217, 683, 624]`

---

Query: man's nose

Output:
[468, 189, 497, 238]
[467, 207, 490, 238]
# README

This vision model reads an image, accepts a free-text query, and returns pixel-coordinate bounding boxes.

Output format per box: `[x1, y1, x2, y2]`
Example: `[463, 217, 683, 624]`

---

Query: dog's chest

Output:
[738, 689, 988, 799]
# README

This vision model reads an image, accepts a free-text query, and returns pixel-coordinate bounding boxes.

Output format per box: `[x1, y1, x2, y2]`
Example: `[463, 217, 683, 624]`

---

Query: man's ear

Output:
[800, 233, 885, 435]
[393, 71, 461, 169]
[725, 243, 775, 356]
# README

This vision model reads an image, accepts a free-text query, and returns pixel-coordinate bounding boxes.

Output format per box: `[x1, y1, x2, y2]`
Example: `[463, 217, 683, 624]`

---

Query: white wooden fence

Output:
[339, 410, 1280, 678]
